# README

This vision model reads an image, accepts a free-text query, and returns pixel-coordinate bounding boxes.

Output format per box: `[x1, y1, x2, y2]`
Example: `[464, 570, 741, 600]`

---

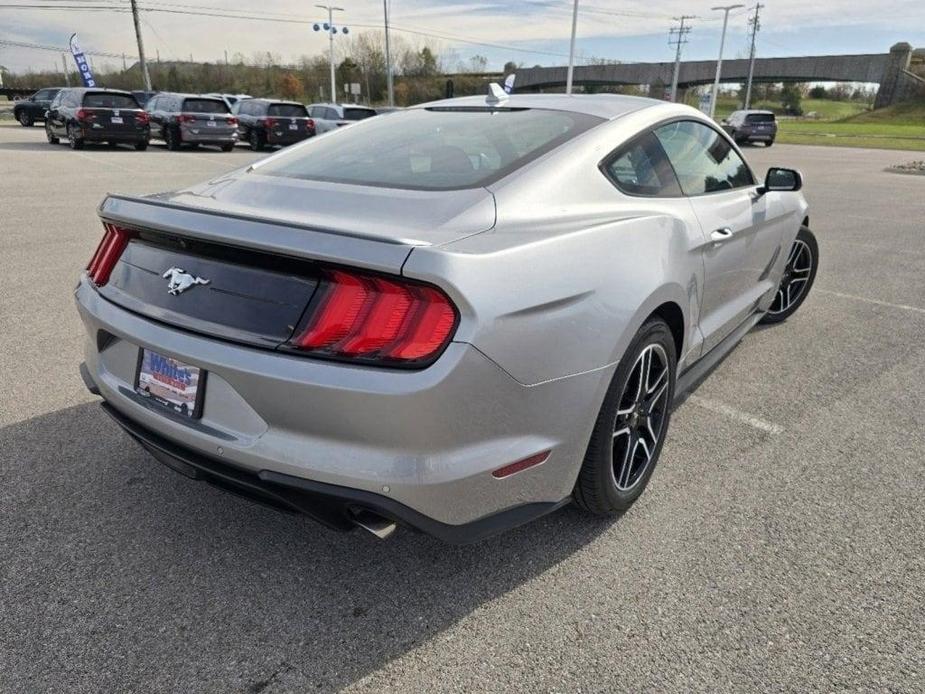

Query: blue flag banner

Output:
[69, 33, 96, 87]
[503, 73, 516, 94]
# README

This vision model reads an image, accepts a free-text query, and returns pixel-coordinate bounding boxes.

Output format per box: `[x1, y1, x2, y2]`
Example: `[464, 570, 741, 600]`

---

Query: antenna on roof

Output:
[486, 82, 508, 105]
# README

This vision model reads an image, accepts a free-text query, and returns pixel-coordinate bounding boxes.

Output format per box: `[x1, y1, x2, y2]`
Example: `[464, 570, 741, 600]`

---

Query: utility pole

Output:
[129, 0, 153, 90]
[565, 0, 580, 95]
[383, 0, 394, 106]
[709, 4, 743, 118]
[122, 53, 127, 72]
[669, 15, 695, 102]
[61, 53, 71, 86]
[744, 3, 763, 109]
[316, 4, 344, 102]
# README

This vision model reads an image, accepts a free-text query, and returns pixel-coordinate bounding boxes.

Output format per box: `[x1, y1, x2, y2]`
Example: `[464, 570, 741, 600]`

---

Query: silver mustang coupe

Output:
[76, 92, 817, 543]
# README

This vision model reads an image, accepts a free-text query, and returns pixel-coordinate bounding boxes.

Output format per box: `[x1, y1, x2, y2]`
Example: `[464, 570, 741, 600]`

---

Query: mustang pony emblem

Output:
[162, 267, 210, 295]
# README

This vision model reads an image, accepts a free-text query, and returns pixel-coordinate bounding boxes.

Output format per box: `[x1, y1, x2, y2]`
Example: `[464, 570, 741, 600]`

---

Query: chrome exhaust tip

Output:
[351, 509, 398, 540]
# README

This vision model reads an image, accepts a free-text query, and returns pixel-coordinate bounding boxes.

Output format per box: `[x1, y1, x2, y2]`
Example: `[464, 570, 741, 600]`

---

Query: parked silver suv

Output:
[307, 102, 377, 134]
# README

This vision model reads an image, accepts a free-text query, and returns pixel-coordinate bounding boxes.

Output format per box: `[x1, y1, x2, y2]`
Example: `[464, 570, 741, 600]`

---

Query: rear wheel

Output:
[761, 226, 819, 324]
[134, 141, 149, 151]
[220, 143, 234, 152]
[574, 318, 676, 515]
[18, 110, 34, 127]
[45, 123, 59, 145]
[765, 139, 775, 147]
[67, 123, 84, 150]
[249, 129, 265, 151]
[165, 126, 181, 151]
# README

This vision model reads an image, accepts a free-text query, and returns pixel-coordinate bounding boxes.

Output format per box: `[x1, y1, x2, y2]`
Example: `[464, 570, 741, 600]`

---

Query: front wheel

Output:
[574, 318, 677, 515]
[761, 226, 819, 324]
[18, 110, 34, 127]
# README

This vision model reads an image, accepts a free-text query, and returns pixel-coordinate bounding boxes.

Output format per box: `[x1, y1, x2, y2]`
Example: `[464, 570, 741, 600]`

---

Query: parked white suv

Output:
[307, 103, 377, 134]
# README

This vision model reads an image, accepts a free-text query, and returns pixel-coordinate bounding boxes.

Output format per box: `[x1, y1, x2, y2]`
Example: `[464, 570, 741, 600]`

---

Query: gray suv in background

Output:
[307, 102, 377, 134]
[145, 93, 238, 151]
[721, 109, 777, 147]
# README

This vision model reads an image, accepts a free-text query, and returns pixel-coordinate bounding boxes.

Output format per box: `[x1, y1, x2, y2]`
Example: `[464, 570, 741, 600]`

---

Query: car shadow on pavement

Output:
[0, 402, 611, 693]
[0, 141, 144, 153]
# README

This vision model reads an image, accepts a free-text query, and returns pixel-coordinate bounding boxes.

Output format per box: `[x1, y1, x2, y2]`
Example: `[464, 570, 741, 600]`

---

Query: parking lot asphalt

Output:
[1, 125, 923, 693]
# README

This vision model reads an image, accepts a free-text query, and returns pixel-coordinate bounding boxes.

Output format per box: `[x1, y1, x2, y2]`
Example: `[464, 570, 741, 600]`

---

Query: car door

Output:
[654, 120, 787, 353]
[48, 91, 68, 136]
[601, 130, 710, 370]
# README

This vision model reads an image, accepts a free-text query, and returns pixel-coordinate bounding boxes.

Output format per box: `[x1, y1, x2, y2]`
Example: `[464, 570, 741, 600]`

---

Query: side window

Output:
[654, 120, 754, 196]
[603, 132, 682, 197]
[148, 96, 159, 110]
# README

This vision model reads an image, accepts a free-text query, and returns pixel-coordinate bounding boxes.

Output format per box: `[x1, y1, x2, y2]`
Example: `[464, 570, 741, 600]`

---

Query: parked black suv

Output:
[45, 88, 149, 150]
[145, 92, 237, 151]
[13, 87, 62, 127]
[232, 98, 315, 151]
[721, 110, 778, 147]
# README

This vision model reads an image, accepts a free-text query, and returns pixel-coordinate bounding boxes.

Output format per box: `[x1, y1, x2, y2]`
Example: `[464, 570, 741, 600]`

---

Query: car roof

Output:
[157, 92, 226, 100]
[740, 109, 775, 115]
[62, 87, 132, 95]
[243, 98, 305, 106]
[414, 93, 666, 120]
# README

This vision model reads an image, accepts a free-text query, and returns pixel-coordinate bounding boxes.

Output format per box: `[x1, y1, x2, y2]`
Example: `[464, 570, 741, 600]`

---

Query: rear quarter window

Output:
[83, 92, 139, 109]
[182, 99, 229, 114]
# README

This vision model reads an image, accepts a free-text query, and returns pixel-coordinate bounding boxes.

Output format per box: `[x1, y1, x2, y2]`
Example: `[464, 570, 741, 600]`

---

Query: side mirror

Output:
[759, 167, 803, 194]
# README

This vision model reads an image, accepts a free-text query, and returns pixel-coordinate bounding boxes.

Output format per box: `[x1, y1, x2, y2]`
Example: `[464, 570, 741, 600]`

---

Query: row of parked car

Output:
[13, 87, 385, 152]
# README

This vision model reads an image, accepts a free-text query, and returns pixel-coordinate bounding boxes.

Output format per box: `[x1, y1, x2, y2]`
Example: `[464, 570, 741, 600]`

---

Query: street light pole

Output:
[565, 0, 579, 95]
[383, 0, 394, 106]
[316, 4, 344, 102]
[709, 4, 743, 118]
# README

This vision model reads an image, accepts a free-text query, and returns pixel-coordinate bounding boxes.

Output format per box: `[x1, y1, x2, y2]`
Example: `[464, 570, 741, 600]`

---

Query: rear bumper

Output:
[180, 125, 237, 144]
[79, 126, 149, 143]
[75, 275, 604, 532]
[266, 131, 312, 145]
[91, 395, 565, 543]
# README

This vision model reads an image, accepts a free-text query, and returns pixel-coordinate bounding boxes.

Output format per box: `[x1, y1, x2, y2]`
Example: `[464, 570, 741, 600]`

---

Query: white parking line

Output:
[816, 289, 925, 316]
[687, 395, 784, 435]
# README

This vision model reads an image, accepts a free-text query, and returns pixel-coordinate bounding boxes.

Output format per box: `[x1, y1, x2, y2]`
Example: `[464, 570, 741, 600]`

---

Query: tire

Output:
[574, 318, 677, 515]
[134, 141, 149, 151]
[45, 123, 59, 145]
[249, 129, 265, 152]
[760, 226, 819, 325]
[220, 143, 234, 152]
[17, 110, 34, 127]
[67, 123, 85, 150]
[165, 126, 181, 151]
[765, 139, 774, 147]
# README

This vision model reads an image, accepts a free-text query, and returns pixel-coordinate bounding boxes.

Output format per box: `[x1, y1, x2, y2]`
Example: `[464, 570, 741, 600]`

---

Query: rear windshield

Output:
[268, 103, 308, 118]
[745, 113, 775, 123]
[182, 98, 229, 114]
[343, 108, 377, 121]
[257, 108, 603, 191]
[82, 92, 139, 109]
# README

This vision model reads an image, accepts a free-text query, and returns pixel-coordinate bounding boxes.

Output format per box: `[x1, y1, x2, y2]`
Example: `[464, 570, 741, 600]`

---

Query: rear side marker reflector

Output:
[290, 268, 458, 366]
[86, 223, 134, 286]
[491, 451, 551, 479]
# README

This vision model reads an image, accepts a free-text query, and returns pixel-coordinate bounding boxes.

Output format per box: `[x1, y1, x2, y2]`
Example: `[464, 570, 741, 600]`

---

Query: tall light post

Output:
[315, 4, 345, 102]
[709, 4, 743, 118]
[383, 0, 394, 106]
[565, 0, 579, 95]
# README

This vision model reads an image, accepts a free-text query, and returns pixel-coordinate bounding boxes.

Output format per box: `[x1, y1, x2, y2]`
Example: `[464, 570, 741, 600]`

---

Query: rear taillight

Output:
[136, 111, 150, 125]
[86, 223, 134, 286]
[307, 118, 315, 131]
[227, 116, 238, 125]
[290, 269, 458, 366]
[261, 117, 278, 128]
[75, 108, 95, 122]
[177, 113, 195, 123]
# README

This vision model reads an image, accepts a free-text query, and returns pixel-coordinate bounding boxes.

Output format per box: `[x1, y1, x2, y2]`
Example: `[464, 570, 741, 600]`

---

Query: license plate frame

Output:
[206, 120, 217, 127]
[289, 123, 298, 130]
[135, 348, 206, 419]
[111, 116, 123, 124]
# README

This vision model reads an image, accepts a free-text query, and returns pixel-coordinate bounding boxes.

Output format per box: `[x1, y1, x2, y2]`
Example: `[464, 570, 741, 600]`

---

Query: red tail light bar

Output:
[135, 111, 150, 125]
[86, 223, 134, 286]
[176, 114, 196, 123]
[289, 268, 458, 367]
[261, 117, 278, 128]
[75, 108, 96, 122]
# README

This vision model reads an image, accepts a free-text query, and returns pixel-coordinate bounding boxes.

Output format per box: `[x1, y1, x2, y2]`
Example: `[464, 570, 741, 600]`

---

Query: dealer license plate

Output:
[111, 116, 123, 124]
[135, 348, 205, 418]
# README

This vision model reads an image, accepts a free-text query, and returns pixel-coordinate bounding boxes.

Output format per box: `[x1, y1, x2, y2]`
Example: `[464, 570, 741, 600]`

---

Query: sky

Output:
[1, 0, 925, 75]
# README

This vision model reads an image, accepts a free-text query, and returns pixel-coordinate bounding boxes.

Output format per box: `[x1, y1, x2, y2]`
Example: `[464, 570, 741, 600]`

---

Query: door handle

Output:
[711, 227, 734, 244]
